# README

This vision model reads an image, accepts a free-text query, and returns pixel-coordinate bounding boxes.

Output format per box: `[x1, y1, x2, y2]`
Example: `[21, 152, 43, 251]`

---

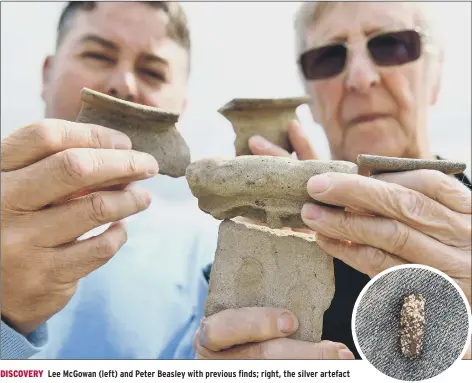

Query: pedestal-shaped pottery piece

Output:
[187, 156, 356, 342]
[205, 219, 335, 343]
[219, 97, 310, 156]
[188, 154, 467, 344]
[186, 156, 358, 228]
[76, 87, 191, 177]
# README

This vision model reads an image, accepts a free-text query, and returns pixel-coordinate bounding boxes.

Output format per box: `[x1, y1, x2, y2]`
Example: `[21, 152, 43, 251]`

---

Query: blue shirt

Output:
[1, 176, 218, 359]
[162, 265, 210, 359]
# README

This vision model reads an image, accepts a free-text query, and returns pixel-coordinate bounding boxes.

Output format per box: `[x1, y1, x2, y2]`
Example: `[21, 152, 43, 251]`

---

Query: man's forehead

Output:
[306, 2, 416, 45]
[66, 2, 172, 52]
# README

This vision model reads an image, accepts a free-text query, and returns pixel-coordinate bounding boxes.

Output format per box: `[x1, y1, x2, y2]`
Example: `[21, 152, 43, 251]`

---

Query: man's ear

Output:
[429, 51, 443, 106]
[41, 55, 54, 101]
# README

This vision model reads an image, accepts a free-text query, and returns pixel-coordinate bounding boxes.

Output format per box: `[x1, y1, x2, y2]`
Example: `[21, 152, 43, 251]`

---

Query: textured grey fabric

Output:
[355, 267, 470, 381]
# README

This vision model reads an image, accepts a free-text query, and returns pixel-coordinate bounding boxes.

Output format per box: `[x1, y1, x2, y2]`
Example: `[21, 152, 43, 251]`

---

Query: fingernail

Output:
[307, 175, 331, 193]
[139, 153, 159, 175]
[112, 134, 132, 149]
[147, 167, 159, 176]
[137, 189, 152, 207]
[301, 203, 323, 220]
[250, 135, 270, 151]
[338, 349, 355, 359]
[278, 312, 297, 333]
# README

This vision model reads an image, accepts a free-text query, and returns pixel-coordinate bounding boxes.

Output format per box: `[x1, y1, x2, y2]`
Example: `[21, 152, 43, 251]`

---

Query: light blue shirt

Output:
[1, 176, 218, 359]
[164, 264, 210, 359]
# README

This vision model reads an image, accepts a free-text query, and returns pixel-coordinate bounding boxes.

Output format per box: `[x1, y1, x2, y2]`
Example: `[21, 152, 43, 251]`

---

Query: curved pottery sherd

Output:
[205, 219, 335, 343]
[357, 154, 467, 176]
[186, 156, 358, 229]
[76, 88, 191, 178]
[219, 97, 310, 156]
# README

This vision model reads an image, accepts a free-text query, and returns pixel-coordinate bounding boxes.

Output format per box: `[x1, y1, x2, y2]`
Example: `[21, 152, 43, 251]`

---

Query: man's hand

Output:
[194, 307, 355, 359]
[248, 120, 318, 160]
[300, 170, 472, 303]
[1, 119, 159, 336]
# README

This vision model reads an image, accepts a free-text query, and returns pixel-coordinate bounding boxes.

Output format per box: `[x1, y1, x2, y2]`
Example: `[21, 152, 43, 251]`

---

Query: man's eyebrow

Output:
[78, 34, 119, 51]
[77, 34, 169, 66]
[142, 54, 169, 67]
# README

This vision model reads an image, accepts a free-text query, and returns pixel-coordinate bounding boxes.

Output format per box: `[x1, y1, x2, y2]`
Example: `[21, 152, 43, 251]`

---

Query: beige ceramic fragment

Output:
[204, 219, 335, 343]
[76, 87, 191, 178]
[358, 154, 466, 176]
[186, 156, 358, 228]
[192, 153, 467, 347]
[219, 97, 310, 156]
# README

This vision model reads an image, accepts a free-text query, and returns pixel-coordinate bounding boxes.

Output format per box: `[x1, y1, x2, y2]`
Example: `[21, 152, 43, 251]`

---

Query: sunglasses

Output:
[299, 29, 423, 81]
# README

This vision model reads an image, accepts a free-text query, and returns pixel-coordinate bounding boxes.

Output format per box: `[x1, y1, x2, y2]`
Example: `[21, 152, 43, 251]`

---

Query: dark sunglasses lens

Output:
[300, 44, 347, 80]
[368, 30, 422, 66]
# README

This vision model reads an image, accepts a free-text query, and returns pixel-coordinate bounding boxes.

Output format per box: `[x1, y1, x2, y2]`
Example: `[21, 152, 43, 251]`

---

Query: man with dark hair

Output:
[55, 2, 191, 52]
[1, 1, 218, 359]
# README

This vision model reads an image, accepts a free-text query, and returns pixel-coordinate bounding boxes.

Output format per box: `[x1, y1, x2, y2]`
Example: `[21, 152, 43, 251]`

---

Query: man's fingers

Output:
[197, 307, 298, 352]
[32, 187, 151, 247]
[248, 136, 291, 157]
[301, 203, 465, 271]
[197, 338, 354, 360]
[4, 148, 158, 210]
[316, 233, 406, 278]
[50, 220, 128, 283]
[306, 173, 469, 247]
[1, 120, 132, 172]
[372, 170, 472, 214]
[288, 120, 318, 160]
[54, 183, 131, 204]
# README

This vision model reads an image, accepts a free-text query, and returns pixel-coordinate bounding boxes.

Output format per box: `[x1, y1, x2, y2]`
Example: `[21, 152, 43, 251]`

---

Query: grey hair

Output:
[293, 2, 443, 82]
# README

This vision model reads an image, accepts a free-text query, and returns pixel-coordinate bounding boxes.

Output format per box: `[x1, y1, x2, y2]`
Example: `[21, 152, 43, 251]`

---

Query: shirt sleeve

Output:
[0, 320, 49, 359]
[163, 267, 209, 359]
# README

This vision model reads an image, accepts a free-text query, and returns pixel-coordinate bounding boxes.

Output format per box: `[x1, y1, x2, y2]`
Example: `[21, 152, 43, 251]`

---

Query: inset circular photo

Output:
[352, 265, 471, 381]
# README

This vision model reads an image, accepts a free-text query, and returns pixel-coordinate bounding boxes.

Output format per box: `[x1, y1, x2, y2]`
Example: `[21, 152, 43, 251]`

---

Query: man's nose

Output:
[106, 68, 138, 102]
[345, 48, 380, 94]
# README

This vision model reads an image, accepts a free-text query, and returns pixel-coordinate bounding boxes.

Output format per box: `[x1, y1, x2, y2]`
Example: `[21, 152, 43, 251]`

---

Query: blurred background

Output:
[1, 1, 471, 176]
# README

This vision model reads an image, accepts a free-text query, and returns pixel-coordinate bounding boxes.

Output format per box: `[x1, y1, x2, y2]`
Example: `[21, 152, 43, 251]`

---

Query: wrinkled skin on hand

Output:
[1, 120, 159, 335]
[301, 170, 472, 359]
[301, 170, 471, 302]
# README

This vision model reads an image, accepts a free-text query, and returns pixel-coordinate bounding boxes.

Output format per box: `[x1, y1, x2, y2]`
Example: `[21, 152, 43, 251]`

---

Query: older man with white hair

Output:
[176, 1, 471, 360]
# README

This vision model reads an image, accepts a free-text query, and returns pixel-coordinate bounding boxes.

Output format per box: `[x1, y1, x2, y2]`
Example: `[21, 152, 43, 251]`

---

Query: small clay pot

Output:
[218, 97, 310, 156]
[76, 88, 191, 178]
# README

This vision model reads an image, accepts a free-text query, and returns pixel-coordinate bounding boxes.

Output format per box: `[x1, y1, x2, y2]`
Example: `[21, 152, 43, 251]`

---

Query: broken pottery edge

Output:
[81, 87, 179, 124]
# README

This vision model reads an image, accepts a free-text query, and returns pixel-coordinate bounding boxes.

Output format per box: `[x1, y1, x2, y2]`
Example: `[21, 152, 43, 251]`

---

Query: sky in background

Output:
[1, 1, 471, 174]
